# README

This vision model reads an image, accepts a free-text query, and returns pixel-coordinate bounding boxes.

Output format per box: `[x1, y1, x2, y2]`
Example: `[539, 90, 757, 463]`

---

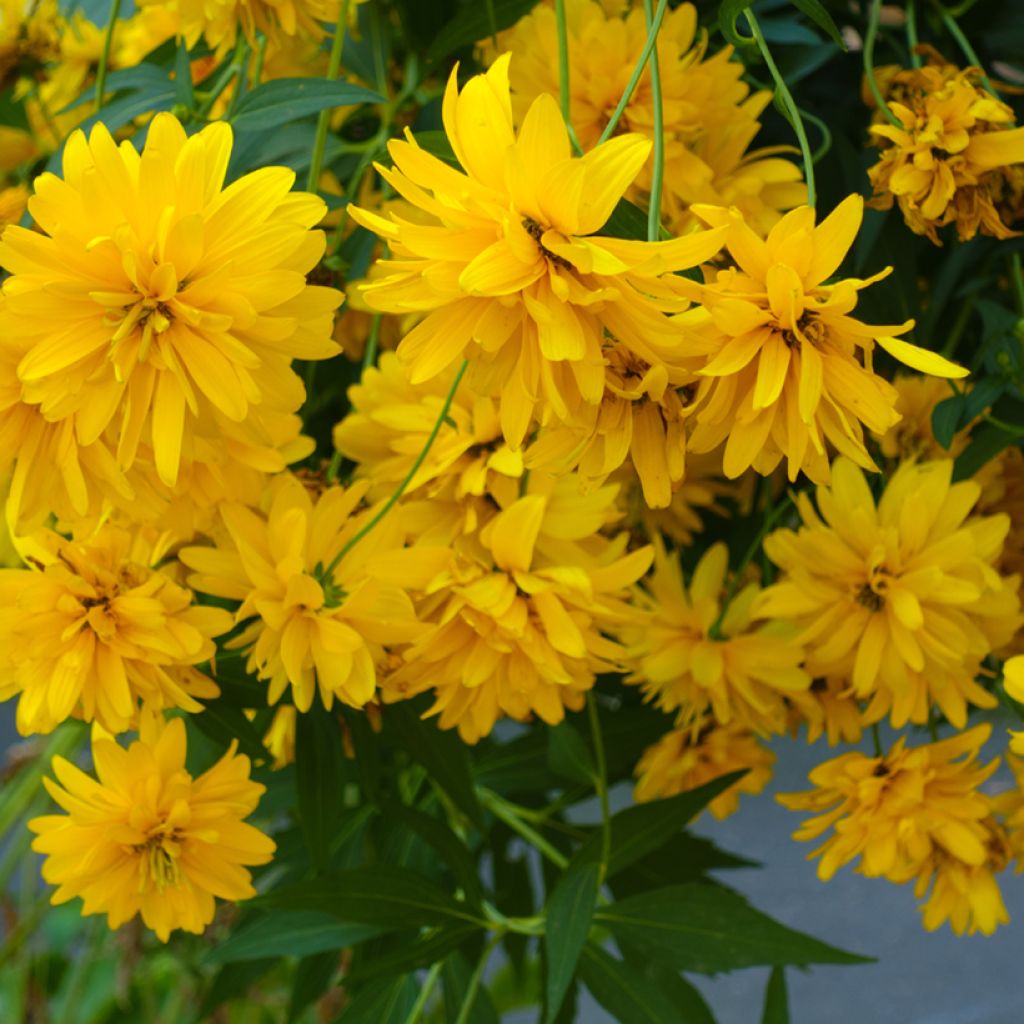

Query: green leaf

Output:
[189, 695, 269, 763]
[787, 0, 847, 50]
[345, 924, 481, 984]
[384, 801, 484, 908]
[205, 911, 383, 964]
[200, 959, 275, 1016]
[287, 952, 337, 1023]
[762, 967, 789, 1024]
[953, 426, 1024, 481]
[295, 705, 347, 874]
[426, 0, 540, 62]
[595, 883, 872, 973]
[339, 975, 419, 1024]
[231, 78, 383, 133]
[578, 945, 694, 1024]
[255, 865, 482, 929]
[718, 0, 757, 50]
[174, 39, 194, 110]
[443, 952, 502, 1024]
[547, 722, 595, 786]
[544, 851, 602, 1023]
[599, 197, 651, 241]
[384, 702, 483, 825]
[931, 395, 964, 450]
[413, 129, 459, 166]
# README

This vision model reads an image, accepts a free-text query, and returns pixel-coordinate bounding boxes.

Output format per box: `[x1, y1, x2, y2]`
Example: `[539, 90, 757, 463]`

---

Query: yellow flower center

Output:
[855, 565, 893, 611]
[522, 216, 571, 269]
[136, 833, 183, 893]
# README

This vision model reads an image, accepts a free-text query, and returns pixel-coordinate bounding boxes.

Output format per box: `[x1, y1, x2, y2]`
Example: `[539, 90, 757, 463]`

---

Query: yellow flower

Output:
[879, 374, 972, 464]
[623, 539, 810, 735]
[29, 714, 275, 941]
[0, 183, 26, 232]
[0, 525, 230, 735]
[778, 725, 999, 883]
[262, 704, 296, 769]
[786, 677, 864, 747]
[867, 59, 1024, 243]
[681, 195, 968, 481]
[634, 719, 775, 819]
[1003, 656, 1024, 754]
[0, 114, 340, 520]
[383, 475, 652, 743]
[348, 55, 725, 447]
[490, 0, 805, 234]
[979, 445, 1024, 586]
[756, 458, 1021, 728]
[181, 473, 444, 713]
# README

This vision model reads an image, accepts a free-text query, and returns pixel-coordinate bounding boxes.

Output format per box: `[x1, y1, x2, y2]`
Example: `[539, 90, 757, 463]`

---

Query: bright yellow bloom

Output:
[623, 539, 810, 735]
[491, 0, 805, 234]
[756, 458, 1021, 728]
[0, 184, 26, 231]
[0, 114, 340, 521]
[0, 526, 230, 735]
[181, 474, 444, 713]
[262, 704, 296, 769]
[634, 719, 775, 819]
[348, 55, 725, 447]
[786, 677, 864, 747]
[1003, 656, 1024, 755]
[867, 59, 1024, 243]
[879, 374, 972, 464]
[382, 476, 652, 743]
[778, 725, 998, 883]
[680, 195, 968, 481]
[29, 714, 275, 941]
[979, 445, 1024, 587]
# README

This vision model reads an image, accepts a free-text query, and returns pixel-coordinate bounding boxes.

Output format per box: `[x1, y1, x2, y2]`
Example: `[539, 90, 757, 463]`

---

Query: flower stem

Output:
[745, 9, 816, 208]
[586, 693, 611, 882]
[642, 0, 665, 240]
[402, 961, 443, 1024]
[478, 788, 570, 869]
[554, 0, 583, 153]
[597, 0, 668, 145]
[307, 0, 351, 192]
[362, 312, 382, 372]
[453, 934, 502, 1024]
[1010, 253, 1024, 316]
[323, 359, 468, 578]
[94, 0, 123, 110]
[864, 0, 901, 126]
[906, 0, 922, 67]
[939, 7, 996, 95]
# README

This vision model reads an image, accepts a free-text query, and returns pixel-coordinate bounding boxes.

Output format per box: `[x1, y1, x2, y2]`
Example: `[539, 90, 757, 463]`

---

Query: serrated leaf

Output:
[762, 966, 789, 1024]
[578, 945, 692, 1024]
[255, 865, 482, 929]
[544, 852, 602, 1023]
[426, 0, 540, 62]
[931, 395, 964, 450]
[595, 883, 872, 973]
[339, 975, 419, 1024]
[547, 721, 595, 786]
[206, 911, 383, 964]
[295, 705, 347, 874]
[788, 0, 847, 50]
[231, 78, 383, 132]
[384, 702, 483, 825]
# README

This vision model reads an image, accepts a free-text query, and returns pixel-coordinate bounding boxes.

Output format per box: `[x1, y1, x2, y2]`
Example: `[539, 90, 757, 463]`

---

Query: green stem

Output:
[307, 0, 351, 192]
[322, 359, 468, 579]
[94, 0, 123, 110]
[454, 934, 502, 1024]
[707, 492, 794, 640]
[199, 36, 248, 119]
[0, 724, 84, 838]
[745, 9, 816, 208]
[906, 0, 922, 67]
[864, 0, 901, 126]
[478, 789, 569, 869]
[871, 724, 883, 758]
[642, 0, 665, 240]
[1010, 253, 1024, 315]
[586, 693, 611, 882]
[597, 0, 669, 145]
[554, 0, 583, 153]
[939, 7, 996, 94]
[403, 960, 443, 1024]
[362, 312, 382, 372]
[57, 918, 103, 1024]
[252, 32, 268, 87]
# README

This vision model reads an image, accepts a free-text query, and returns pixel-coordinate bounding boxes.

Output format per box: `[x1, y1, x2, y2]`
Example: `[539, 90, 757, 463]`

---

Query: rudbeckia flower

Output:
[623, 539, 810, 735]
[181, 474, 446, 712]
[681, 195, 968, 481]
[0, 113, 341, 521]
[0, 525, 230, 735]
[756, 458, 1022, 729]
[348, 55, 725, 447]
[29, 714, 275, 941]
[867, 58, 1024, 243]
[633, 718, 775, 819]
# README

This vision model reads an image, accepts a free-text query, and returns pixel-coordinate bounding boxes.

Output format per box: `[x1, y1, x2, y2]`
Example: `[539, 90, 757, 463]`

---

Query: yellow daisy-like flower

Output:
[786, 677, 865, 747]
[181, 473, 445, 713]
[1003, 656, 1024, 755]
[0, 183, 26, 232]
[867, 59, 1024, 243]
[778, 725, 998, 884]
[681, 195, 968, 481]
[0, 113, 340, 517]
[756, 458, 1021, 728]
[348, 55, 725, 447]
[623, 539, 810, 735]
[490, 0, 805, 235]
[29, 714, 275, 941]
[383, 476, 652, 743]
[633, 719, 775, 819]
[879, 374, 972, 464]
[0, 525, 230, 736]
